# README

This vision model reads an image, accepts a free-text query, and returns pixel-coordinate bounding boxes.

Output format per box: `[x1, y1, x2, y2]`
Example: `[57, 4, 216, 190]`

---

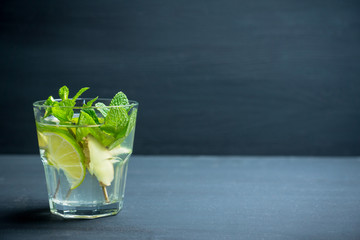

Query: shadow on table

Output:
[2, 207, 81, 225]
[6, 207, 63, 223]
[1, 207, 156, 239]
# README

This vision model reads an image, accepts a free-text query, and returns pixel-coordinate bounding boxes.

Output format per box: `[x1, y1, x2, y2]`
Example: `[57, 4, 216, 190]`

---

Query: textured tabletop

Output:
[1, 155, 360, 240]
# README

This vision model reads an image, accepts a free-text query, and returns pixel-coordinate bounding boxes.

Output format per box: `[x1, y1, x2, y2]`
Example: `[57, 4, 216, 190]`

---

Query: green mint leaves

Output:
[110, 92, 129, 107]
[73, 87, 90, 102]
[76, 110, 115, 147]
[98, 91, 130, 134]
[59, 86, 69, 100]
[97, 91, 136, 149]
[101, 107, 129, 134]
[53, 100, 74, 123]
[42, 86, 137, 149]
[108, 108, 137, 149]
[43, 86, 90, 123]
[86, 96, 98, 107]
[44, 96, 55, 118]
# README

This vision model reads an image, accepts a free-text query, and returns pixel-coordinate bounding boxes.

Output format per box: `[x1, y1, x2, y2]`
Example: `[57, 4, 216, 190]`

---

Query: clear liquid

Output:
[38, 124, 135, 219]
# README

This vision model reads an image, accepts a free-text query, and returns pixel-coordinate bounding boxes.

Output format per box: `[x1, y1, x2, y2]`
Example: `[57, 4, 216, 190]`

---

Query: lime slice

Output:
[43, 131, 86, 189]
[37, 131, 47, 148]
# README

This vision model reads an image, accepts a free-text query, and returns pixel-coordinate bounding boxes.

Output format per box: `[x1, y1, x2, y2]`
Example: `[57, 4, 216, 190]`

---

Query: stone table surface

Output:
[1, 155, 360, 240]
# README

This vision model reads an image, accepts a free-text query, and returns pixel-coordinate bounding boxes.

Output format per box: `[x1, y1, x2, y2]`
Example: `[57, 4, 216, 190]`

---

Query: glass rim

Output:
[33, 98, 139, 109]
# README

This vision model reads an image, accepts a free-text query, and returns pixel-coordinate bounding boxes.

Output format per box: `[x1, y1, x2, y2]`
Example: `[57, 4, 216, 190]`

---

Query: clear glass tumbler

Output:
[33, 98, 138, 219]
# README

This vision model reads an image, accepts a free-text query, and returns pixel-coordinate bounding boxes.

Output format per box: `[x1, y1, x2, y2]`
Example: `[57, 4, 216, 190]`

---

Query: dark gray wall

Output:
[1, 0, 360, 155]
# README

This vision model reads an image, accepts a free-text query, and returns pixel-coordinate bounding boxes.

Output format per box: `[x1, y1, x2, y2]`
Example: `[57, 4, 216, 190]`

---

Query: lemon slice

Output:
[43, 131, 86, 189]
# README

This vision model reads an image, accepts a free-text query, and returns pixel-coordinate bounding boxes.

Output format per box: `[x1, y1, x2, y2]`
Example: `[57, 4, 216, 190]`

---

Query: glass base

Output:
[49, 199, 123, 219]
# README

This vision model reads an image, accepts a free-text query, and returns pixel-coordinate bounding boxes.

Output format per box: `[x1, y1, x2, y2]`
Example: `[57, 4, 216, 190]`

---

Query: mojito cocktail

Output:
[33, 86, 138, 219]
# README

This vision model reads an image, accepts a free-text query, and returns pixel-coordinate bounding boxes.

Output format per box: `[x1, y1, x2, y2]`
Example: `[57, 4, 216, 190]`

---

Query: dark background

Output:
[1, 0, 360, 155]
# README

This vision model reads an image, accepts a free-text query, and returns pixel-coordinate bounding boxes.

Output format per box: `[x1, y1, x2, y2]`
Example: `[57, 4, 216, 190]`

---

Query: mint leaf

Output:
[99, 91, 130, 136]
[76, 111, 97, 141]
[72, 87, 89, 102]
[60, 99, 74, 107]
[81, 97, 100, 124]
[86, 97, 98, 107]
[95, 102, 109, 117]
[44, 96, 55, 106]
[110, 92, 129, 106]
[52, 99, 74, 123]
[46, 86, 90, 123]
[108, 108, 137, 150]
[51, 102, 69, 122]
[76, 111, 114, 146]
[59, 86, 69, 100]
[61, 99, 75, 122]
[82, 108, 100, 124]
[101, 107, 129, 135]
[44, 96, 55, 118]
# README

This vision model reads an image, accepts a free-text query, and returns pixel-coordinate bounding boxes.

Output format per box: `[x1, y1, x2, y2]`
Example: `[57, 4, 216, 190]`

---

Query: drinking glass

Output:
[33, 98, 138, 219]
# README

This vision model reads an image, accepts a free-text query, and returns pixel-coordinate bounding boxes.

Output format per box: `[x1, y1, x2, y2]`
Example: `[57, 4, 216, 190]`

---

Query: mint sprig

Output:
[72, 87, 89, 102]
[101, 108, 129, 134]
[86, 96, 98, 107]
[110, 92, 129, 107]
[76, 110, 114, 146]
[100, 92, 130, 136]
[108, 108, 137, 150]
[52, 99, 74, 122]
[43, 86, 89, 123]
[59, 86, 69, 100]
[44, 96, 55, 118]
[81, 96, 100, 124]
[42, 86, 137, 149]
[100, 91, 137, 149]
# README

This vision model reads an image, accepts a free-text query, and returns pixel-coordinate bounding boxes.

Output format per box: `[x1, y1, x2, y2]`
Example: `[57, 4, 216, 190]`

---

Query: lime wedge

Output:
[43, 131, 86, 189]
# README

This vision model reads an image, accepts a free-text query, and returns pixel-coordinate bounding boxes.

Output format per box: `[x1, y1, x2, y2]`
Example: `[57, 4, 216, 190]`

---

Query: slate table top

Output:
[1, 155, 360, 240]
